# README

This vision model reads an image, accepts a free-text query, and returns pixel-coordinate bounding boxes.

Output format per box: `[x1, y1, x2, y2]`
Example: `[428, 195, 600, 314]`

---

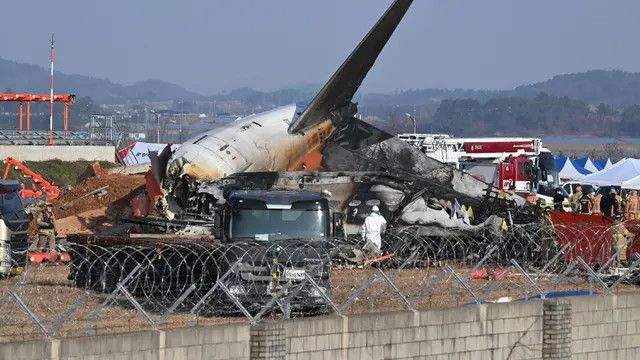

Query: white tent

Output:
[605, 158, 615, 169]
[582, 158, 640, 186]
[557, 158, 591, 182]
[583, 158, 600, 173]
[622, 174, 640, 190]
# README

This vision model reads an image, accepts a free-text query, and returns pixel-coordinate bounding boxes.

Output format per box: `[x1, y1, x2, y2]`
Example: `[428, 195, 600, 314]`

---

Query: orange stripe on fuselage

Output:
[288, 120, 335, 171]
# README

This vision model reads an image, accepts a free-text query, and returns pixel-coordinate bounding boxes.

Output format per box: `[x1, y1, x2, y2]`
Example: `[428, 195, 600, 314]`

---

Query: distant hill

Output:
[3, 55, 640, 108]
[509, 70, 640, 107]
[0, 57, 202, 103]
[213, 85, 320, 109]
[363, 70, 640, 108]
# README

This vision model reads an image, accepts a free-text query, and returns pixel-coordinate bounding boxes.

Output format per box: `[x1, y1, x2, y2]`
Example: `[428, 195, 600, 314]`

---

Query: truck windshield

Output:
[229, 209, 328, 241]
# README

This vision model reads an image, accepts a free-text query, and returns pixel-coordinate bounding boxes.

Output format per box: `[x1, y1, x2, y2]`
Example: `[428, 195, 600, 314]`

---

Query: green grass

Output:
[3, 160, 115, 187]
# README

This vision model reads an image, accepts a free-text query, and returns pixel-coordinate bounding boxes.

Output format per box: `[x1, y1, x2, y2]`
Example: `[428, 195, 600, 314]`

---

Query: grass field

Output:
[2, 159, 115, 187]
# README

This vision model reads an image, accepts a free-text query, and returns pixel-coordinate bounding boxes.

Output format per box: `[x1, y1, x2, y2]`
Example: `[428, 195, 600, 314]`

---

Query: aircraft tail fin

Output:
[288, 0, 413, 134]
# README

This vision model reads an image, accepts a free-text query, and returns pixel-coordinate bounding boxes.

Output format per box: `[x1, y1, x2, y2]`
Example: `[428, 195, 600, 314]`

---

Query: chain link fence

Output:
[1, 221, 640, 342]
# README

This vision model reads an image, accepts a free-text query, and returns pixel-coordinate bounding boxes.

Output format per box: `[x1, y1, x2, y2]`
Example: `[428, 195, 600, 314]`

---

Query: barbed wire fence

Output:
[1, 222, 640, 342]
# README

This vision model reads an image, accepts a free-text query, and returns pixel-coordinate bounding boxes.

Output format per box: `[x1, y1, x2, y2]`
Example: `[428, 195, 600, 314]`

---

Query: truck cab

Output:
[223, 190, 331, 242]
[218, 190, 334, 313]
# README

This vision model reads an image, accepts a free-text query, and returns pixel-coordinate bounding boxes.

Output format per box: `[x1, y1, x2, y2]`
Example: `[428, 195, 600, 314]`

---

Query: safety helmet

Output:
[372, 205, 380, 213]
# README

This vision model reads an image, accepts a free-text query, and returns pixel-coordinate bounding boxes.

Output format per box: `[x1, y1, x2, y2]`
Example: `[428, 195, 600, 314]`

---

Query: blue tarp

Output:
[555, 157, 567, 171]
[592, 159, 607, 171]
[569, 159, 592, 175]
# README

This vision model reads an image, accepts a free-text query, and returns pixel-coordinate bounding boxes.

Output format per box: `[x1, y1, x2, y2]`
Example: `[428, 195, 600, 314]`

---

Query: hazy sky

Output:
[2, 1, 640, 95]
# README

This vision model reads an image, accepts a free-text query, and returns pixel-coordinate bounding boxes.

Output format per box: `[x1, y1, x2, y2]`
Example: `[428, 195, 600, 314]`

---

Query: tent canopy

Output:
[574, 157, 599, 173]
[622, 174, 640, 190]
[555, 157, 567, 172]
[557, 158, 591, 181]
[592, 159, 607, 171]
[582, 158, 640, 186]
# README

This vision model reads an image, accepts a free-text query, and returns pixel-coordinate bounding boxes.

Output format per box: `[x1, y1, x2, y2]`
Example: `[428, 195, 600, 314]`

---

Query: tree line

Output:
[373, 92, 640, 137]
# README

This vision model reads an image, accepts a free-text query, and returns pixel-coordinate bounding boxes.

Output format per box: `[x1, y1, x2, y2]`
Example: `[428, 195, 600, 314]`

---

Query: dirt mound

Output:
[53, 174, 145, 219]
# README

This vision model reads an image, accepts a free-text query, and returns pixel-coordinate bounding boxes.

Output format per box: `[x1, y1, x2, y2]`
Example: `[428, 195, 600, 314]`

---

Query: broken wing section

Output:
[321, 119, 527, 207]
[288, 0, 414, 134]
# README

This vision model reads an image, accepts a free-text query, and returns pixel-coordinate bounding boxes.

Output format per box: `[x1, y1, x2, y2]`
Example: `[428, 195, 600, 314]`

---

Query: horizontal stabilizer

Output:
[288, 0, 414, 134]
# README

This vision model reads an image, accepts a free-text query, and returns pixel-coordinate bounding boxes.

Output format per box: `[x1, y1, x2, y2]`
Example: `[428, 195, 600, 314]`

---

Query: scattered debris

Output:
[53, 174, 144, 219]
[59, 185, 109, 210]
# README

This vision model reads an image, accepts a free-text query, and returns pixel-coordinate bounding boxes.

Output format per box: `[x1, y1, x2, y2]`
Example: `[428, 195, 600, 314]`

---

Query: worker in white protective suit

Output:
[361, 205, 387, 257]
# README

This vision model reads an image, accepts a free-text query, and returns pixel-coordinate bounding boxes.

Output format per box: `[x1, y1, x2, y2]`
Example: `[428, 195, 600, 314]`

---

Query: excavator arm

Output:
[2, 157, 60, 200]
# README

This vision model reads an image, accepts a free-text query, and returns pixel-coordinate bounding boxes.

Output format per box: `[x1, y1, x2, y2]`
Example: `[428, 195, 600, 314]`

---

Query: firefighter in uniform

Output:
[612, 213, 634, 267]
[615, 188, 624, 216]
[579, 190, 593, 215]
[32, 203, 57, 253]
[592, 191, 602, 215]
[553, 187, 566, 211]
[625, 190, 640, 220]
[570, 186, 583, 212]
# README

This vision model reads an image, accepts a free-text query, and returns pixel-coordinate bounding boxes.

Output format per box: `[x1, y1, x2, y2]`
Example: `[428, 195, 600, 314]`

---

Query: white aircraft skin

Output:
[167, 105, 334, 180]
[165, 0, 413, 183]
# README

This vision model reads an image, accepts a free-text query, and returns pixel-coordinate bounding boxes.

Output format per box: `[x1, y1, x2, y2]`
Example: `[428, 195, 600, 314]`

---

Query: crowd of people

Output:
[553, 185, 640, 219]
[552, 184, 638, 266]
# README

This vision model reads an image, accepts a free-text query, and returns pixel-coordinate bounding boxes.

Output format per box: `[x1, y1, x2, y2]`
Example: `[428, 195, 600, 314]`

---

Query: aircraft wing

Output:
[288, 0, 414, 134]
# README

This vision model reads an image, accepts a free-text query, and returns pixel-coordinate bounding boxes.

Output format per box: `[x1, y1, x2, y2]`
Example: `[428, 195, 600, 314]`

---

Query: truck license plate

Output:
[284, 269, 305, 280]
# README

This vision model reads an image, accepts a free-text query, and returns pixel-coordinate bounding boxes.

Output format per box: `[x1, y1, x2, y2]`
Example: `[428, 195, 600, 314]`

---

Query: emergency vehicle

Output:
[397, 134, 559, 201]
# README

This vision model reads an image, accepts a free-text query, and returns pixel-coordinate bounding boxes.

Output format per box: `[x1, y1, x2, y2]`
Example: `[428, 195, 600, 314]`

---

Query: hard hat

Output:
[372, 205, 380, 212]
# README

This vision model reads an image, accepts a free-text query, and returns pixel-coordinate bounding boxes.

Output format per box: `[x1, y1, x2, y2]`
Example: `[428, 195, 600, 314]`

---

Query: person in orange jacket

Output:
[625, 190, 640, 220]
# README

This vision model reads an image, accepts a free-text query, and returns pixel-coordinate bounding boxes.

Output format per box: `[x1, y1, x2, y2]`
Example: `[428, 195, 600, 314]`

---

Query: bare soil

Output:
[53, 173, 144, 220]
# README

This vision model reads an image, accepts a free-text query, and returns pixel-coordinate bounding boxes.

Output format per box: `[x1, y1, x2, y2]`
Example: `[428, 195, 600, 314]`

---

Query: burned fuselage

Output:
[163, 0, 415, 190]
[166, 105, 334, 183]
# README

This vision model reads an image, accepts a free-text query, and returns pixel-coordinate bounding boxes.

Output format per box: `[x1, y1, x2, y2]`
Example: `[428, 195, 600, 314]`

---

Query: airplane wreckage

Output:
[134, 0, 535, 241]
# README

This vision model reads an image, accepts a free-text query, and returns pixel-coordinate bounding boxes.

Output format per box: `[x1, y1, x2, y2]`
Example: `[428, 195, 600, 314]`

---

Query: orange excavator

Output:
[1, 157, 60, 201]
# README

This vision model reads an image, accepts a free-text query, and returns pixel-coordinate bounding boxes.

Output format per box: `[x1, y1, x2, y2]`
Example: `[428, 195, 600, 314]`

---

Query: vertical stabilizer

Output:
[288, 0, 414, 134]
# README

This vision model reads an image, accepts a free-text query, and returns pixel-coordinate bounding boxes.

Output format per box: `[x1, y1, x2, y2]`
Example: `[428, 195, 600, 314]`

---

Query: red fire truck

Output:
[397, 134, 559, 200]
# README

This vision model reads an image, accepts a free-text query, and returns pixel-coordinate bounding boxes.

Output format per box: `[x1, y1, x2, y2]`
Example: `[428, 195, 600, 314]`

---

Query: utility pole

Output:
[405, 113, 416, 134]
[413, 105, 417, 133]
[48, 34, 55, 145]
[150, 110, 160, 144]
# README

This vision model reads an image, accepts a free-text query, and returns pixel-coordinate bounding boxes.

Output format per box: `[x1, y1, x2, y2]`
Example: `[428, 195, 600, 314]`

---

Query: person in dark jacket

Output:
[553, 187, 567, 211]
[600, 187, 616, 217]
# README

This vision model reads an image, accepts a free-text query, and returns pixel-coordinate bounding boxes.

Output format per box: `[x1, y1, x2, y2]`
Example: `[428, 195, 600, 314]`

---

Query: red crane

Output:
[0, 93, 76, 138]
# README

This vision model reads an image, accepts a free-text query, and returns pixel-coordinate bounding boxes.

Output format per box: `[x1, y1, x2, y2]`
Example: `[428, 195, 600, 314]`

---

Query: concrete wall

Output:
[285, 301, 543, 360]
[164, 323, 250, 360]
[0, 145, 115, 162]
[571, 293, 640, 359]
[0, 339, 49, 360]
[59, 331, 159, 360]
[2, 293, 640, 359]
